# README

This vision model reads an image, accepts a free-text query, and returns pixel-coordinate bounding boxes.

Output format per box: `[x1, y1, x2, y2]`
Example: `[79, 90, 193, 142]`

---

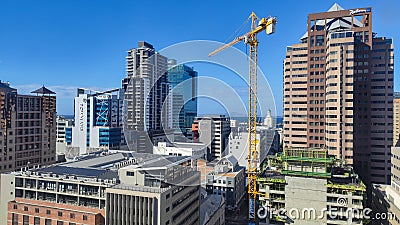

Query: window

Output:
[83, 215, 88, 221]
[13, 204, 17, 210]
[45, 219, 52, 225]
[23, 215, 29, 225]
[57, 221, 64, 225]
[126, 171, 134, 176]
[34, 217, 40, 225]
[35, 208, 39, 213]
[12, 214, 18, 225]
[46, 209, 51, 215]
[24, 206, 28, 211]
[70, 213, 75, 219]
[58, 211, 63, 217]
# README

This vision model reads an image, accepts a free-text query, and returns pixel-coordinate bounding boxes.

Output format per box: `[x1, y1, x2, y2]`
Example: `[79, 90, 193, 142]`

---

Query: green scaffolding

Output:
[280, 148, 334, 178]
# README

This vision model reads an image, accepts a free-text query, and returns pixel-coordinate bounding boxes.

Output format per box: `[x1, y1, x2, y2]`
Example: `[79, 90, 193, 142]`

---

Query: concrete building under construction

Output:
[258, 148, 366, 225]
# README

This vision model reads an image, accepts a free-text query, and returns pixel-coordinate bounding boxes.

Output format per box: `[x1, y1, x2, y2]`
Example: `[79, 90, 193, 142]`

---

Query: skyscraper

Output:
[68, 88, 123, 158]
[283, 4, 394, 185]
[122, 41, 172, 153]
[167, 59, 198, 138]
[0, 82, 56, 173]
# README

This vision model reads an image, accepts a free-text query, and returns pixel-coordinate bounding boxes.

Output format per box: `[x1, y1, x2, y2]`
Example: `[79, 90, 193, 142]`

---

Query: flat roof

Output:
[33, 166, 119, 180]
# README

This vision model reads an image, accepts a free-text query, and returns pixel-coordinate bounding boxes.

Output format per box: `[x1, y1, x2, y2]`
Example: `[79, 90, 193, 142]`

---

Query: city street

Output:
[226, 195, 249, 225]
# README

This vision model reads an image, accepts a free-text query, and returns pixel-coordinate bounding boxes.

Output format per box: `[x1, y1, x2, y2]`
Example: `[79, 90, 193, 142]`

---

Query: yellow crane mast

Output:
[209, 12, 276, 225]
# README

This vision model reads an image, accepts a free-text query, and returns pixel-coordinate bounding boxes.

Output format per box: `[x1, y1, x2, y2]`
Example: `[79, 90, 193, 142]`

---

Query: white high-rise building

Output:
[68, 88, 123, 158]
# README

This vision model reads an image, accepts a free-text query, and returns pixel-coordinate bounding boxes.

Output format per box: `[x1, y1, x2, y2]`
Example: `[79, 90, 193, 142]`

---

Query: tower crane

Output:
[209, 12, 277, 225]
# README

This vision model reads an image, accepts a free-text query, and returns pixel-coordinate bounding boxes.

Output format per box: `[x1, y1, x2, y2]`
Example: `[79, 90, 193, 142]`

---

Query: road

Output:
[225, 195, 249, 225]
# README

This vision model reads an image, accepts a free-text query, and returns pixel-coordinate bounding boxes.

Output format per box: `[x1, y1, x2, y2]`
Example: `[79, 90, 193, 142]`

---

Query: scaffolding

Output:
[279, 148, 334, 178]
[257, 148, 366, 225]
[327, 180, 367, 192]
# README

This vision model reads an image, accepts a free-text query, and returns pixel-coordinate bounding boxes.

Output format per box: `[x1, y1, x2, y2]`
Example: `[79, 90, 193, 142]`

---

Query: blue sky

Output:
[0, 0, 399, 116]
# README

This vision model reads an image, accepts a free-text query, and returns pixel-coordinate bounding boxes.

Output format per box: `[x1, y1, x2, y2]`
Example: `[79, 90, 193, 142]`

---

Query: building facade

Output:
[192, 115, 231, 161]
[68, 88, 123, 158]
[153, 142, 207, 161]
[167, 60, 198, 139]
[200, 194, 225, 225]
[283, 4, 394, 185]
[229, 120, 279, 171]
[205, 155, 246, 210]
[106, 156, 200, 225]
[56, 115, 74, 158]
[258, 148, 366, 225]
[0, 82, 56, 173]
[0, 152, 201, 225]
[394, 92, 400, 147]
[371, 146, 400, 225]
[122, 41, 173, 153]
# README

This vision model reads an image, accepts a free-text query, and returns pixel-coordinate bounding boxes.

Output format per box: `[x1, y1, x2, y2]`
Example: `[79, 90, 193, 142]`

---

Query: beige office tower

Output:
[394, 93, 400, 147]
[283, 4, 394, 185]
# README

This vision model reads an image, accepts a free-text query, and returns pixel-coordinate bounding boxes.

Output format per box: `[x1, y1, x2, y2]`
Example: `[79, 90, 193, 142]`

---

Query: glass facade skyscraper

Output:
[168, 60, 198, 137]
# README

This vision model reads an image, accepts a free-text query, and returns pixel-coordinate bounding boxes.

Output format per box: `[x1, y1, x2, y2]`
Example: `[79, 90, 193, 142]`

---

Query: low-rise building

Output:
[153, 141, 207, 160]
[229, 122, 279, 171]
[56, 115, 74, 160]
[0, 151, 201, 225]
[106, 155, 200, 225]
[200, 194, 225, 225]
[197, 159, 217, 187]
[205, 155, 246, 210]
[371, 146, 400, 225]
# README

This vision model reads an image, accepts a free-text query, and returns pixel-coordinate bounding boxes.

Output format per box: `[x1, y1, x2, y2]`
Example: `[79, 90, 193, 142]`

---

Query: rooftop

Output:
[200, 194, 224, 225]
[33, 166, 118, 180]
[300, 3, 365, 41]
[0, 81, 16, 92]
[10, 152, 192, 182]
[31, 86, 56, 95]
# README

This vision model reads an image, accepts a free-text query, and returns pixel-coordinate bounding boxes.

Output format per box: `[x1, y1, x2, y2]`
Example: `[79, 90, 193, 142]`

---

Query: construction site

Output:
[257, 148, 366, 225]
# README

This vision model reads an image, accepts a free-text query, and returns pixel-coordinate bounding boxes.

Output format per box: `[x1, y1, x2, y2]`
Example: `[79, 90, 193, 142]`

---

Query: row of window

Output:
[12, 214, 79, 225]
[13, 205, 88, 220]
